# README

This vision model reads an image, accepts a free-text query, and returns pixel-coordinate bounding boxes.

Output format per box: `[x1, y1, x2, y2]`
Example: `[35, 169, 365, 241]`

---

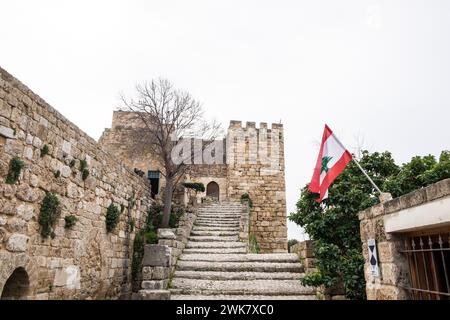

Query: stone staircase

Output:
[170, 201, 317, 300]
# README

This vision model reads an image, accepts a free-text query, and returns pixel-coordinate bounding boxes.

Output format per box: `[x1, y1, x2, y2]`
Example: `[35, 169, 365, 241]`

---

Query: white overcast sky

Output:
[1, 1, 449, 240]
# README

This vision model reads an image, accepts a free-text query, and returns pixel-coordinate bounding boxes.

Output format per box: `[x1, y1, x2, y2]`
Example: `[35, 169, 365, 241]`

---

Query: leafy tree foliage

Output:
[289, 150, 449, 300]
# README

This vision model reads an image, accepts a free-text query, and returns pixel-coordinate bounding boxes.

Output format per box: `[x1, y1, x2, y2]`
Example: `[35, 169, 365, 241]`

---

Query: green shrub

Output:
[105, 203, 120, 232]
[79, 159, 88, 171]
[131, 231, 145, 291]
[182, 182, 205, 193]
[39, 193, 61, 238]
[40, 144, 49, 157]
[288, 239, 299, 252]
[5, 157, 25, 184]
[64, 215, 77, 229]
[240, 193, 253, 208]
[249, 233, 260, 253]
[147, 204, 183, 229]
[81, 168, 90, 180]
[144, 230, 158, 244]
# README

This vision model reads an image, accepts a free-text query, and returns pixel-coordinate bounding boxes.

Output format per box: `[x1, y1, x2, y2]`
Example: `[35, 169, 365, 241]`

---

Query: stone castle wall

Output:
[0, 67, 153, 299]
[227, 121, 287, 253]
[99, 112, 288, 253]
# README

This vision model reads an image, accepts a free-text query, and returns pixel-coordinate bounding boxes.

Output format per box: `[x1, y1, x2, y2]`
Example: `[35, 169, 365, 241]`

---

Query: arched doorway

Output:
[1, 267, 30, 300]
[206, 181, 219, 201]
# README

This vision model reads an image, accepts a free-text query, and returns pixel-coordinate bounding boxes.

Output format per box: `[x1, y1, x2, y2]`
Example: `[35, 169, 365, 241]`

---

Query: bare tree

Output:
[120, 79, 222, 228]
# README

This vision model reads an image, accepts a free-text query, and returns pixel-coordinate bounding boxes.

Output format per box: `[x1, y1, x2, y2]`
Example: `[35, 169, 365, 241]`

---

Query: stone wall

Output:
[100, 114, 288, 254]
[358, 179, 450, 300]
[99, 111, 163, 192]
[138, 204, 198, 300]
[227, 121, 287, 253]
[0, 67, 153, 299]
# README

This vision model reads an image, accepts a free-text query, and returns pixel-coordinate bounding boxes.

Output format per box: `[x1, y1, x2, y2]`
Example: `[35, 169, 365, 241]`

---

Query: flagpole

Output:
[351, 157, 382, 194]
[331, 128, 383, 194]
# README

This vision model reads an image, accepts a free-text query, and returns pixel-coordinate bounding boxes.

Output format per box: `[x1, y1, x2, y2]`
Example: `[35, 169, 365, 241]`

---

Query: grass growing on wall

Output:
[39, 193, 61, 238]
[105, 203, 120, 232]
[5, 157, 25, 184]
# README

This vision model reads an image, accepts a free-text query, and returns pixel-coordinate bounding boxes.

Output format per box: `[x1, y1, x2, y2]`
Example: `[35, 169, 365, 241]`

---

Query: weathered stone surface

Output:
[141, 280, 168, 290]
[158, 228, 176, 240]
[16, 203, 35, 221]
[0, 125, 15, 138]
[6, 233, 29, 252]
[0, 67, 153, 300]
[143, 245, 171, 267]
[16, 185, 40, 202]
[139, 289, 171, 300]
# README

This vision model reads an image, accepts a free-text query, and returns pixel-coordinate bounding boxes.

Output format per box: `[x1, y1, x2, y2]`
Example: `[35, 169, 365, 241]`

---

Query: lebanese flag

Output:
[309, 125, 352, 202]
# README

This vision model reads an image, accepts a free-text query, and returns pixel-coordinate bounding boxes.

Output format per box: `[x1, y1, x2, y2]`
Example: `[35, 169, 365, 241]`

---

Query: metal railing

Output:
[400, 233, 450, 300]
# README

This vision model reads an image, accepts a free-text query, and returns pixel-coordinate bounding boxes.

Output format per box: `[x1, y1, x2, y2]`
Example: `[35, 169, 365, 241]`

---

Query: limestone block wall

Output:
[99, 112, 163, 184]
[358, 179, 450, 300]
[226, 121, 287, 253]
[0, 67, 153, 300]
[186, 164, 228, 202]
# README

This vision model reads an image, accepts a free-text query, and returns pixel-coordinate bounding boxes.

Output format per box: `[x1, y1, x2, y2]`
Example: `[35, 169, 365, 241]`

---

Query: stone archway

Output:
[206, 181, 220, 201]
[1, 267, 30, 300]
[0, 253, 37, 300]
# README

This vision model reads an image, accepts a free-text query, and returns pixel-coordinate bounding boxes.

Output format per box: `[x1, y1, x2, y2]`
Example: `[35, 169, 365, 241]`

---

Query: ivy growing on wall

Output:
[240, 193, 253, 208]
[64, 215, 77, 229]
[105, 203, 120, 232]
[39, 193, 61, 238]
[40, 144, 49, 157]
[182, 182, 205, 193]
[5, 157, 25, 184]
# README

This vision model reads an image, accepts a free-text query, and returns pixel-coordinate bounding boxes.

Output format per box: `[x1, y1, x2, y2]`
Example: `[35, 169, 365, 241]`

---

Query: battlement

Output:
[228, 120, 283, 130]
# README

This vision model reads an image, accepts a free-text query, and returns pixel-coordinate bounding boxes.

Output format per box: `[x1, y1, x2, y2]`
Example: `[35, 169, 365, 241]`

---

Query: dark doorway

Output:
[206, 181, 219, 201]
[1, 267, 30, 300]
[148, 170, 160, 199]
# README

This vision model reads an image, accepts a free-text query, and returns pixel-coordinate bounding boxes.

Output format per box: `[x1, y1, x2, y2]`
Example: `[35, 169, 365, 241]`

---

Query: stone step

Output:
[176, 261, 303, 272]
[192, 226, 240, 232]
[196, 216, 240, 220]
[197, 210, 243, 213]
[170, 279, 316, 296]
[194, 221, 240, 226]
[171, 294, 317, 300]
[179, 253, 300, 263]
[173, 270, 304, 281]
[186, 242, 246, 249]
[188, 236, 239, 242]
[195, 218, 239, 223]
[183, 248, 247, 254]
[190, 230, 239, 237]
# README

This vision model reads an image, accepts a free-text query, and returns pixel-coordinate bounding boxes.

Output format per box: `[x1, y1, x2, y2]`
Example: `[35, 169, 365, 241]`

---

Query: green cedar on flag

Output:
[309, 124, 352, 202]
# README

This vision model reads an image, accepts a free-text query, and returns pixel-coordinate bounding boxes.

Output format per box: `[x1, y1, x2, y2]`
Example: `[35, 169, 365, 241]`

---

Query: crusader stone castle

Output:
[99, 111, 288, 253]
[0, 67, 294, 300]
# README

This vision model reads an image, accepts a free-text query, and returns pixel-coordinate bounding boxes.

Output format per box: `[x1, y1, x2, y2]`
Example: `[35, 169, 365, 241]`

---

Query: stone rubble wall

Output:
[0, 67, 153, 299]
[358, 179, 450, 300]
[227, 121, 287, 253]
[138, 205, 198, 300]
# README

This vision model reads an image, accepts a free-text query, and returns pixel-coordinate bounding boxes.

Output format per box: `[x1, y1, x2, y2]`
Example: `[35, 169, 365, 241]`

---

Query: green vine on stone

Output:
[182, 182, 205, 193]
[106, 203, 120, 232]
[249, 233, 260, 253]
[240, 193, 253, 208]
[39, 193, 61, 238]
[40, 144, 49, 157]
[81, 169, 90, 180]
[5, 157, 25, 184]
[64, 215, 77, 229]
[79, 159, 88, 171]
